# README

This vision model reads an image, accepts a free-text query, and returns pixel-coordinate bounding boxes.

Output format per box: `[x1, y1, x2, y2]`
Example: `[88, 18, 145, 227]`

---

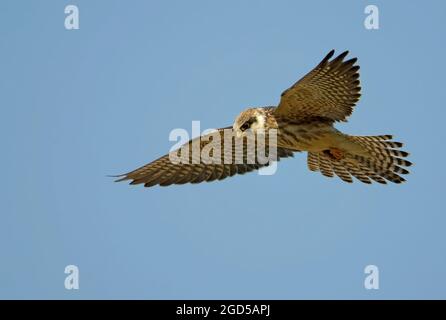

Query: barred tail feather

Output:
[307, 134, 412, 184]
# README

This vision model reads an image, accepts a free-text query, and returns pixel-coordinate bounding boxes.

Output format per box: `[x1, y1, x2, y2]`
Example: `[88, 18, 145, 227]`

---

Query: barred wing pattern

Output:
[275, 50, 361, 123]
[116, 127, 294, 187]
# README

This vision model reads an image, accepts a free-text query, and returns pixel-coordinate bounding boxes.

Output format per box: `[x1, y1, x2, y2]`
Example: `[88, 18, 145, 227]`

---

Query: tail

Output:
[307, 135, 412, 184]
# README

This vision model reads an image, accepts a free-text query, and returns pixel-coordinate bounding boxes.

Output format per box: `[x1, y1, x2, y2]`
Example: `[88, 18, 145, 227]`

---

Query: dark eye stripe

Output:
[240, 117, 258, 132]
[240, 122, 250, 131]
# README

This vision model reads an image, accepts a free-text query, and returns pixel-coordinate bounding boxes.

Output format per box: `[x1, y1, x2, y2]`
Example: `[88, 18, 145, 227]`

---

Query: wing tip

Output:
[107, 174, 129, 182]
[321, 49, 335, 64]
[321, 49, 355, 67]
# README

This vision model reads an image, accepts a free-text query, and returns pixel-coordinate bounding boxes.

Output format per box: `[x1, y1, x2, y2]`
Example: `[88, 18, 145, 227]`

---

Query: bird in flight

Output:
[115, 50, 411, 187]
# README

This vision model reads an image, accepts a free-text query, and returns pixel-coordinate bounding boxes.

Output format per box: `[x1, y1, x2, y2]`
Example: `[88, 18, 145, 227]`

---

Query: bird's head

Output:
[233, 108, 268, 138]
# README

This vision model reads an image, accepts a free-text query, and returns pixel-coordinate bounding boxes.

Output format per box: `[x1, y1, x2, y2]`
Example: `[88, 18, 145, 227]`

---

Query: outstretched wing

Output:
[115, 127, 294, 187]
[275, 50, 361, 123]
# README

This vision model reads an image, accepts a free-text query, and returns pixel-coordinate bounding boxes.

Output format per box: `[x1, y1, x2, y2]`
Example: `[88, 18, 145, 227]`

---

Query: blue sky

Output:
[1, 0, 445, 299]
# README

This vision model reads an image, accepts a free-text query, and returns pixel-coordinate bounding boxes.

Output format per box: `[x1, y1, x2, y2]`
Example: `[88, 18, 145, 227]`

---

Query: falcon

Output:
[115, 50, 411, 187]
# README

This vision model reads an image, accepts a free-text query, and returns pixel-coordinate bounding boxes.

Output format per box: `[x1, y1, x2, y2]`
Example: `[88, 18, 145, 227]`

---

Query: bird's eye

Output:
[239, 117, 257, 132]
[240, 122, 251, 131]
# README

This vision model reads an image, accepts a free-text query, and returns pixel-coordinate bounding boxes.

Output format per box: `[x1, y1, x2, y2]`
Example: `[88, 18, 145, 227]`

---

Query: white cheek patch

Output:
[251, 115, 265, 130]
